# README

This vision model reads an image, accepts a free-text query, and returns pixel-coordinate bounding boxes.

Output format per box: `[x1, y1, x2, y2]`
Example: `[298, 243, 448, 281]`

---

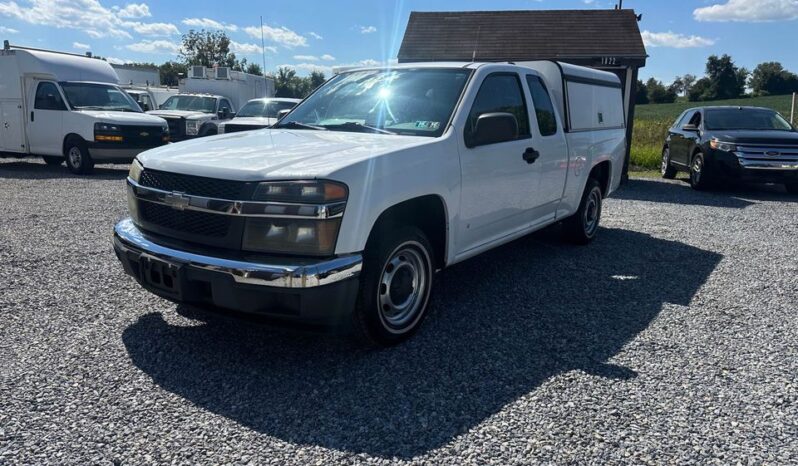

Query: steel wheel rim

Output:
[661, 148, 670, 175]
[68, 147, 82, 168]
[692, 156, 703, 184]
[583, 188, 601, 237]
[377, 242, 430, 331]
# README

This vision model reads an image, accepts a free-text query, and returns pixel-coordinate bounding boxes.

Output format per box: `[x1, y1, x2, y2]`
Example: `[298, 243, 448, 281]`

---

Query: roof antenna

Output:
[471, 26, 481, 62]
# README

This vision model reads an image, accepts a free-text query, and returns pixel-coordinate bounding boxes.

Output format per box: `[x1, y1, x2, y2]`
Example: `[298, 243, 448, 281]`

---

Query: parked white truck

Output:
[218, 97, 301, 134]
[0, 42, 169, 174]
[113, 62, 626, 345]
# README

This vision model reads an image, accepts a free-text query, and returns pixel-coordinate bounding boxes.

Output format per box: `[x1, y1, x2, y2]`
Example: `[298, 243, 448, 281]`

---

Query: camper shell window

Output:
[565, 77, 624, 132]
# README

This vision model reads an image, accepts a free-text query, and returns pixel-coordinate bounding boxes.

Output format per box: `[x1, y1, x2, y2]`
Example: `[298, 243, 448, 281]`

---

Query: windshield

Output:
[238, 100, 298, 118]
[705, 108, 794, 131]
[60, 82, 141, 112]
[160, 95, 217, 113]
[276, 68, 472, 136]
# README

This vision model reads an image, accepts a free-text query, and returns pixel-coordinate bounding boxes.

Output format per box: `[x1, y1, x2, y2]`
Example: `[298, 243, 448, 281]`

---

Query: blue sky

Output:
[1, 0, 796, 84]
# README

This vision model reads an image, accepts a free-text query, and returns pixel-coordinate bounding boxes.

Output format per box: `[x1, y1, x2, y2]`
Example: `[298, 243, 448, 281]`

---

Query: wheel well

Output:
[368, 195, 448, 269]
[589, 161, 611, 197]
[199, 122, 218, 135]
[62, 134, 85, 156]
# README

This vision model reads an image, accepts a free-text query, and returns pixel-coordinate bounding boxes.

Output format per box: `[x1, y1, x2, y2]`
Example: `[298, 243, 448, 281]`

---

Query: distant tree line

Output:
[636, 54, 798, 105]
[274, 67, 327, 98]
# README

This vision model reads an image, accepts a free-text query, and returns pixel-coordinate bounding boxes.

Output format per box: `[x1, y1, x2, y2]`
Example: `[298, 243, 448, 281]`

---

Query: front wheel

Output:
[661, 147, 677, 179]
[64, 140, 94, 175]
[689, 152, 712, 191]
[563, 178, 603, 245]
[353, 226, 434, 346]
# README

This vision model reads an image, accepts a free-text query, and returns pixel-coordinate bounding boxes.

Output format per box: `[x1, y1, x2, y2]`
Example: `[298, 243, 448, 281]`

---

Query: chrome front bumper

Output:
[113, 218, 362, 289]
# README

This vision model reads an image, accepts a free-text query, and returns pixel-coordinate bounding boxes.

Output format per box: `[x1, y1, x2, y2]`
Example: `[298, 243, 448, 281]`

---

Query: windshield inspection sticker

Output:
[414, 121, 440, 129]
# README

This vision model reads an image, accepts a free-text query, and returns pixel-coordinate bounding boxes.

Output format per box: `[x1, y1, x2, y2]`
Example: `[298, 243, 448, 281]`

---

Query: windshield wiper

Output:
[274, 121, 326, 131]
[321, 122, 395, 135]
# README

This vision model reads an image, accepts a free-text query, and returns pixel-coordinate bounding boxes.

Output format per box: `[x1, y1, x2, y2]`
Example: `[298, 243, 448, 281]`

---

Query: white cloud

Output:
[125, 21, 179, 36]
[181, 17, 238, 31]
[0, 0, 133, 38]
[72, 41, 90, 49]
[230, 40, 269, 55]
[694, 0, 798, 22]
[321, 54, 335, 61]
[105, 56, 130, 64]
[641, 30, 716, 48]
[279, 62, 332, 75]
[308, 31, 322, 40]
[293, 54, 318, 61]
[0, 25, 19, 33]
[360, 25, 377, 34]
[244, 24, 307, 47]
[114, 3, 150, 19]
[125, 39, 180, 54]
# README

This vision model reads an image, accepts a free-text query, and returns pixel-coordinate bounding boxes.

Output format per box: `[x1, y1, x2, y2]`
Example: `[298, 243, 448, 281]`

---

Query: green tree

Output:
[274, 67, 325, 98]
[646, 78, 677, 104]
[159, 61, 187, 87]
[635, 79, 649, 104]
[749, 62, 798, 96]
[246, 62, 263, 76]
[687, 77, 713, 101]
[179, 29, 239, 68]
[705, 54, 747, 100]
[309, 70, 326, 90]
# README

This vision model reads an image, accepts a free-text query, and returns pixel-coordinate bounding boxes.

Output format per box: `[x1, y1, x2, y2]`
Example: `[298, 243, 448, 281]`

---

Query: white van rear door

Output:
[0, 100, 26, 153]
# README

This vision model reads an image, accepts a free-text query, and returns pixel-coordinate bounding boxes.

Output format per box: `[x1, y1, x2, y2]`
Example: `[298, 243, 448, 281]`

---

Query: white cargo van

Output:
[0, 42, 169, 174]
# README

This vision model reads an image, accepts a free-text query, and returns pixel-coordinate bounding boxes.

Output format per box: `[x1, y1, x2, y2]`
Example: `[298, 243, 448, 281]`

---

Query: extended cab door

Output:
[672, 110, 702, 167]
[456, 72, 544, 253]
[27, 80, 67, 156]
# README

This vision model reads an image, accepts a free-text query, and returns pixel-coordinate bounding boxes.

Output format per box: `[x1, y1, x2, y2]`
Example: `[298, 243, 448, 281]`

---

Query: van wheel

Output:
[353, 226, 434, 346]
[64, 140, 94, 175]
[661, 147, 677, 179]
[689, 152, 712, 191]
[563, 178, 603, 245]
[42, 156, 63, 166]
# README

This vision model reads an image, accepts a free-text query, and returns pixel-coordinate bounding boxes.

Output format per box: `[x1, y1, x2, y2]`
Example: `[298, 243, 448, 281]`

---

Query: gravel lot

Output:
[1, 158, 797, 465]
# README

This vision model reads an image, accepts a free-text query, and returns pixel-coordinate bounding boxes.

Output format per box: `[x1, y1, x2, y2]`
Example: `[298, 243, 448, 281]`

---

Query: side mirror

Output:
[141, 103, 151, 112]
[277, 108, 292, 119]
[218, 107, 230, 119]
[468, 112, 519, 147]
[682, 123, 700, 132]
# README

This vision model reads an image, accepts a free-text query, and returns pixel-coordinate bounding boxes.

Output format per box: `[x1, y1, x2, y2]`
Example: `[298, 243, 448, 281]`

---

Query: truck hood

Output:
[76, 110, 166, 125]
[713, 130, 798, 146]
[147, 110, 212, 120]
[222, 117, 276, 127]
[137, 128, 432, 181]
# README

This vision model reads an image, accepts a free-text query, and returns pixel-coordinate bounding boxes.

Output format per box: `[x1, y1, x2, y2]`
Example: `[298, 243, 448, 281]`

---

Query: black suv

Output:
[661, 106, 798, 193]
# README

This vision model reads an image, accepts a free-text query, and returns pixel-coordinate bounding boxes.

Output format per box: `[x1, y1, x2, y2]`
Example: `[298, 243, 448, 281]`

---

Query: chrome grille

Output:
[734, 144, 798, 169]
[139, 169, 247, 199]
[139, 202, 231, 237]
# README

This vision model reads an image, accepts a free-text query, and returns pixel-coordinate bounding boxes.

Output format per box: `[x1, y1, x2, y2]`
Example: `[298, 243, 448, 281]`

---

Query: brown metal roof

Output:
[398, 10, 647, 63]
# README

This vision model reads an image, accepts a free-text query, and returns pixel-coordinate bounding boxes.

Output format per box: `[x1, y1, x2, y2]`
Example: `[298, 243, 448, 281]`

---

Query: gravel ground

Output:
[1, 158, 797, 465]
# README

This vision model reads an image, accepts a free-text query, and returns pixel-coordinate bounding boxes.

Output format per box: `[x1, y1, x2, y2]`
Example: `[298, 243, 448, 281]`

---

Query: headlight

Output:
[185, 120, 199, 135]
[243, 180, 348, 255]
[95, 122, 123, 142]
[252, 180, 348, 203]
[218, 124, 226, 134]
[129, 159, 143, 183]
[710, 139, 736, 152]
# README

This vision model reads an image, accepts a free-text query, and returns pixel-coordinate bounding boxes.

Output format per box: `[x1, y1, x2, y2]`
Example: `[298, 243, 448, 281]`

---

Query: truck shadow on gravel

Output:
[0, 161, 129, 180]
[122, 227, 722, 459]
[616, 178, 798, 207]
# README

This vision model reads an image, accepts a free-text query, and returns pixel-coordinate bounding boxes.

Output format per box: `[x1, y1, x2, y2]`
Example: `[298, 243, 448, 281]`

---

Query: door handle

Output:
[522, 147, 540, 164]
[30, 111, 34, 122]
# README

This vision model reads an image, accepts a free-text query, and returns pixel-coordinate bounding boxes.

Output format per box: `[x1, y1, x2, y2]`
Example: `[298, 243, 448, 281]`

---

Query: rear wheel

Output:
[689, 152, 712, 191]
[64, 140, 94, 175]
[661, 147, 677, 179]
[42, 156, 63, 166]
[563, 178, 603, 245]
[353, 225, 434, 346]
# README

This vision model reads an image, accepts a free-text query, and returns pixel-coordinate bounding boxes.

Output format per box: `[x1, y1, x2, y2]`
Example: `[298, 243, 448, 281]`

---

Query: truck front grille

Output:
[139, 202, 231, 237]
[120, 125, 165, 148]
[162, 117, 185, 140]
[139, 169, 248, 200]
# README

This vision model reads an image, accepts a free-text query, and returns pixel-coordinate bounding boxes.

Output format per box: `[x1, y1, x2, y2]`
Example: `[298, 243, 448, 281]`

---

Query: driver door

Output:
[27, 80, 67, 156]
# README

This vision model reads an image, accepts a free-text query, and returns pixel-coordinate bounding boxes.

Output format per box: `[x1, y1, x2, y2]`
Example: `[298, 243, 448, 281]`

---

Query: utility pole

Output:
[260, 15, 266, 75]
[791, 92, 796, 125]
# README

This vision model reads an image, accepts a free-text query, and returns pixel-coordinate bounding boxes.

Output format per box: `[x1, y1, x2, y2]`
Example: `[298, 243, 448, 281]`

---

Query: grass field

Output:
[630, 94, 796, 170]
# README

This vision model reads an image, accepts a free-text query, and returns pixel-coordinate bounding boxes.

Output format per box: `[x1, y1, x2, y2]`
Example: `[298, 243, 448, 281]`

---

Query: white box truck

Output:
[147, 66, 275, 141]
[0, 41, 169, 174]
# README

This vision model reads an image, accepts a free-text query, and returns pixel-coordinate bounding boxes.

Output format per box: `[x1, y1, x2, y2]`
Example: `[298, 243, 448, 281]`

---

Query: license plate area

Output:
[139, 254, 183, 299]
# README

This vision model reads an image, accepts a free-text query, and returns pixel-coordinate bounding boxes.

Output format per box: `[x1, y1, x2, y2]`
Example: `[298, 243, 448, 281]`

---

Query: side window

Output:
[687, 111, 702, 127]
[466, 73, 530, 145]
[34, 82, 66, 111]
[525, 75, 558, 136]
[672, 111, 690, 129]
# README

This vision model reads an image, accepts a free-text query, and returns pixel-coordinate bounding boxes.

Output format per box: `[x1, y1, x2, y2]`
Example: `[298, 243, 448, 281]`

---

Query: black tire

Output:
[199, 124, 218, 137]
[785, 182, 798, 195]
[689, 152, 712, 191]
[353, 225, 435, 346]
[42, 156, 63, 166]
[64, 139, 94, 175]
[661, 146, 677, 179]
[563, 178, 603, 245]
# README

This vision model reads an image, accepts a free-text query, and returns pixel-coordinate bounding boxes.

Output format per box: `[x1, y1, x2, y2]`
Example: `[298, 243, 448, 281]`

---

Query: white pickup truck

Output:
[113, 61, 626, 345]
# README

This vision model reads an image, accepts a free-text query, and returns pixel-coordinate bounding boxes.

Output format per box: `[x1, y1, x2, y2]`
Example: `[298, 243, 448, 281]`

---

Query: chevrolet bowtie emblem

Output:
[164, 192, 190, 210]
[140, 131, 149, 137]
